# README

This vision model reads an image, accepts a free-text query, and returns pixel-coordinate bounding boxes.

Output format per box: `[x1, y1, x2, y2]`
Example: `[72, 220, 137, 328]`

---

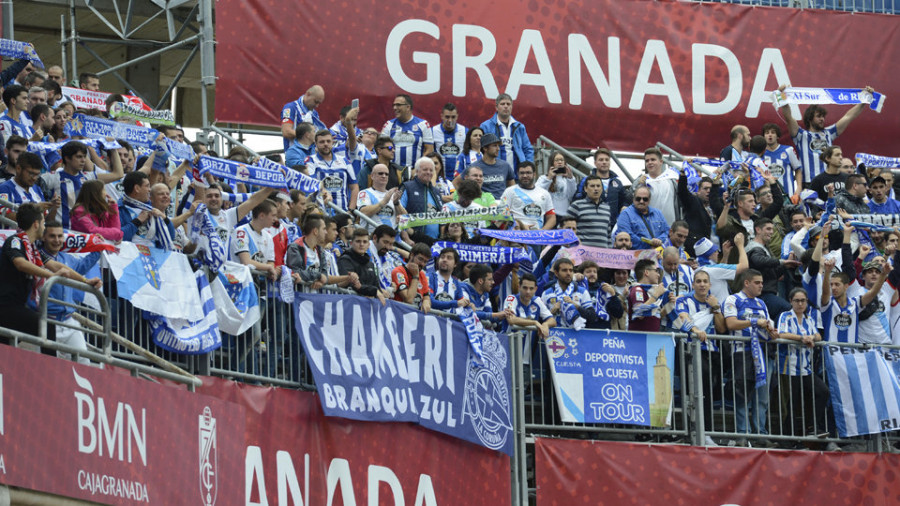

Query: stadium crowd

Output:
[0, 53, 897, 449]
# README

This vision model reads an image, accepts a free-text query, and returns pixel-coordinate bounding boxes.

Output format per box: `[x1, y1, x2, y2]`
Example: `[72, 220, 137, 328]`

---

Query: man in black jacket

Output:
[745, 218, 801, 317]
[676, 166, 724, 255]
[337, 227, 386, 304]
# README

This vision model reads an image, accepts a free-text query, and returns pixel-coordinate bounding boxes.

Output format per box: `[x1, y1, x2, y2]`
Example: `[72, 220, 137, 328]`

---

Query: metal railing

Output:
[691, 0, 899, 14]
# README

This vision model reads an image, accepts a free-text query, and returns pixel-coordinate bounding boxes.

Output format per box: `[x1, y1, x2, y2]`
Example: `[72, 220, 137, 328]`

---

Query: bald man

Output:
[281, 85, 327, 150]
[720, 124, 751, 162]
[47, 65, 65, 84]
[614, 231, 632, 250]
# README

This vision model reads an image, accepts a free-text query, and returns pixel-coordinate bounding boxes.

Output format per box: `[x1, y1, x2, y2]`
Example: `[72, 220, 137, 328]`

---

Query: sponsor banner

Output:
[214, 0, 900, 155]
[0, 345, 244, 505]
[561, 245, 659, 269]
[198, 376, 511, 506]
[294, 293, 514, 455]
[397, 205, 512, 231]
[62, 86, 148, 112]
[535, 438, 900, 505]
[545, 328, 675, 426]
[824, 345, 900, 438]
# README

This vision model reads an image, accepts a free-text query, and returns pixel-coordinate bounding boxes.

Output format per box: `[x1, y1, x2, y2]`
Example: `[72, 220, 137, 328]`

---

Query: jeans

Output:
[761, 292, 791, 323]
[734, 355, 774, 435]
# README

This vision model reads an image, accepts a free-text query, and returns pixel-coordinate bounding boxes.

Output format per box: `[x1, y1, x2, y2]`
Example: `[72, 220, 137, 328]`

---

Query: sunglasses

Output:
[634, 196, 649, 202]
[379, 146, 394, 151]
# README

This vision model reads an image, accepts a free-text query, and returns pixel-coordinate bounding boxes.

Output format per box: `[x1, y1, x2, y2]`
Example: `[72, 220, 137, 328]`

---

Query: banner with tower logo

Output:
[545, 329, 675, 426]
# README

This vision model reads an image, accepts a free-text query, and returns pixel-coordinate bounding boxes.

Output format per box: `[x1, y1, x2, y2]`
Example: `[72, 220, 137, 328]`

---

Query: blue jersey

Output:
[662, 264, 694, 298]
[381, 116, 433, 168]
[781, 230, 807, 260]
[454, 151, 482, 179]
[0, 110, 34, 146]
[868, 198, 900, 215]
[777, 309, 819, 376]
[431, 123, 466, 179]
[41, 170, 97, 228]
[820, 295, 863, 343]
[792, 124, 839, 184]
[329, 121, 362, 155]
[427, 270, 468, 311]
[280, 98, 327, 150]
[0, 179, 45, 212]
[723, 291, 771, 352]
[675, 293, 719, 352]
[764, 144, 801, 196]
[308, 147, 361, 214]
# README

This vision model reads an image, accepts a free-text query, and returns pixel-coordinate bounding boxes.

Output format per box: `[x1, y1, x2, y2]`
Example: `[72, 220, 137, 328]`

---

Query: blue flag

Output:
[294, 294, 514, 455]
[198, 155, 287, 189]
[432, 241, 531, 264]
[145, 270, 222, 354]
[824, 345, 900, 438]
[258, 157, 321, 194]
[68, 114, 158, 148]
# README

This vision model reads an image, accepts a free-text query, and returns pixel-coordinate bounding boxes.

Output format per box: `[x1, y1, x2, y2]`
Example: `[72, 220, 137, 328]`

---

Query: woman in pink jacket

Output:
[70, 179, 123, 242]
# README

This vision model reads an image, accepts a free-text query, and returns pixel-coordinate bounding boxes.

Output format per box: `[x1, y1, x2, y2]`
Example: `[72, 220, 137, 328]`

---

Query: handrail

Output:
[536, 136, 593, 179]
[324, 201, 413, 252]
[321, 284, 460, 320]
[38, 276, 111, 347]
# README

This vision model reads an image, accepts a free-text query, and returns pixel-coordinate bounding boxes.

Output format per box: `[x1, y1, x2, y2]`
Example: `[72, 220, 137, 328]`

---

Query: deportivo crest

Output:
[461, 330, 511, 452]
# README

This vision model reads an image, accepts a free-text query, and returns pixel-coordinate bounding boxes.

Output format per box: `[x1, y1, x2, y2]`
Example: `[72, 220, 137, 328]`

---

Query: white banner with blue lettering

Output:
[824, 345, 900, 438]
[546, 328, 675, 427]
[294, 294, 514, 455]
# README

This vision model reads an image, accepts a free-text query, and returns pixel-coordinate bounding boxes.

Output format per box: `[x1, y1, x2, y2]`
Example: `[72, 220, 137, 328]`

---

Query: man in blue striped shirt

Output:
[820, 256, 888, 343]
[778, 83, 875, 185]
[431, 103, 466, 179]
[381, 94, 433, 168]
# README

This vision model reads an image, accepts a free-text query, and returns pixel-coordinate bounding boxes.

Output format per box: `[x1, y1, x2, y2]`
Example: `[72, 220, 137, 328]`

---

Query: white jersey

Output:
[697, 263, 737, 304]
[357, 187, 397, 231]
[209, 206, 240, 247]
[442, 200, 484, 237]
[848, 282, 894, 344]
[645, 168, 679, 225]
[820, 295, 863, 344]
[500, 185, 555, 229]
[229, 223, 274, 264]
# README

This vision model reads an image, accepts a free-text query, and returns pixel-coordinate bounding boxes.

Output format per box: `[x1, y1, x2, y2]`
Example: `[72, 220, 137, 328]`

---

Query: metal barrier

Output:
[692, 0, 900, 14]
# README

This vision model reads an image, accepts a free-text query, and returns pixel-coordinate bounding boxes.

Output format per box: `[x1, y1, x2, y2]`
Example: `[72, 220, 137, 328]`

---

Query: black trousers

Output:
[0, 304, 57, 356]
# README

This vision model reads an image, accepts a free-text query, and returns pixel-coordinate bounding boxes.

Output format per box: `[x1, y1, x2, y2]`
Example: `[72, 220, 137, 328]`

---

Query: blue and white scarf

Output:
[198, 155, 286, 189]
[750, 324, 768, 389]
[546, 282, 583, 328]
[477, 228, 579, 245]
[68, 114, 157, 148]
[456, 306, 485, 366]
[855, 153, 900, 169]
[432, 241, 530, 264]
[772, 86, 885, 113]
[0, 39, 43, 68]
[258, 157, 320, 194]
[123, 195, 174, 251]
[188, 203, 226, 272]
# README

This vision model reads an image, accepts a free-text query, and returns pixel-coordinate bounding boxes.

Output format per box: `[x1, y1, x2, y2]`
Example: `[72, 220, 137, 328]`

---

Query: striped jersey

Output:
[0, 180, 45, 214]
[675, 293, 719, 352]
[382, 116, 433, 168]
[820, 295, 863, 343]
[307, 146, 361, 213]
[777, 309, 819, 376]
[662, 264, 694, 298]
[792, 124, 839, 184]
[723, 291, 771, 352]
[280, 98, 327, 150]
[431, 123, 466, 179]
[764, 144, 801, 196]
[41, 169, 98, 228]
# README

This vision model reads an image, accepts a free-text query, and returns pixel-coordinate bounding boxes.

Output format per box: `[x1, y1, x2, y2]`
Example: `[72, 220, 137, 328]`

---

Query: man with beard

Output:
[307, 108, 361, 213]
[427, 247, 469, 311]
[501, 161, 556, 230]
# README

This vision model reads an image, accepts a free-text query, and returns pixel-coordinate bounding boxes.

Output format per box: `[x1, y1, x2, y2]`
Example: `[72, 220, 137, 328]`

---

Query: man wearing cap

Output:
[848, 259, 900, 344]
[868, 176, 900, 215]
[454, 132, 515, 200]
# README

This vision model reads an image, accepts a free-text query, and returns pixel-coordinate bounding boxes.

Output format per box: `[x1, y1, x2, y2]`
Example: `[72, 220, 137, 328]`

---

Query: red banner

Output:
[198, 377, 511, 506]
[536, 437, 900, 505]
[0, 346, 245, 505]
[214, 0, 900, 156]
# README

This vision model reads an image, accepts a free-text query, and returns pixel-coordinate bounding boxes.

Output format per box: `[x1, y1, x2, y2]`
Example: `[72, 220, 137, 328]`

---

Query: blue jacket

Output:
[617, 205, 669, 250]
[34, 250, 101, 320]
[285, 140, 314, 168]
[479, 113, 534, 171]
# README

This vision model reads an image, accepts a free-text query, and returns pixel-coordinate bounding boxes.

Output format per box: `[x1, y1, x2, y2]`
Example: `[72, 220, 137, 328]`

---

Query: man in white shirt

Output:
[500, 161, 555, 230]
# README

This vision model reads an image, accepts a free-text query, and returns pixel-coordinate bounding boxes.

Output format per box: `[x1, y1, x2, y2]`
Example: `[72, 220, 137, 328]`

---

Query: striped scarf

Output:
[123, 195, 174, 251]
